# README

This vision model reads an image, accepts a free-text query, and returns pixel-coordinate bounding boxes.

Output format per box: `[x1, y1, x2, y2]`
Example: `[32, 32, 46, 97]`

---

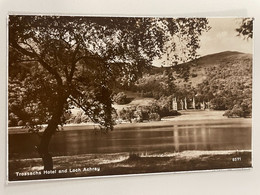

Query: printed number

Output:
[232, 157, 241, 162]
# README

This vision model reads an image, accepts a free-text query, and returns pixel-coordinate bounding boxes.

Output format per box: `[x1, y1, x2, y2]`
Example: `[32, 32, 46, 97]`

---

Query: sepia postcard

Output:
[8, 15, 253, 182]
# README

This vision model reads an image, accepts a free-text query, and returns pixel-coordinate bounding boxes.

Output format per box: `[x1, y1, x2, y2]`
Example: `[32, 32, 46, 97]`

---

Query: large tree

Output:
[9, 15, 209, 170]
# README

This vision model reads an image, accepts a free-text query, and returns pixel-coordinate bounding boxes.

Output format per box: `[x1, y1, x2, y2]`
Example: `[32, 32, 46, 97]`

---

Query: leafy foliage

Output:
[113, 92, 128, 105]
[130, 51, 252, 118]
[194, 53, 252, 116]
[236, 18, 253, 39]
[9, 16, 209, 129]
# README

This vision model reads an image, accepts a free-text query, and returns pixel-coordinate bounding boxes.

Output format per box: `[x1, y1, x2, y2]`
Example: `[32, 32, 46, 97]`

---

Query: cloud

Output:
[216, 31, 228, 39]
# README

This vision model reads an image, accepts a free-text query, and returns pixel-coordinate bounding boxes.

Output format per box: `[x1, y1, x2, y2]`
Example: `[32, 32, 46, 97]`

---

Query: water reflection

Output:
[9, 121, 251, 158]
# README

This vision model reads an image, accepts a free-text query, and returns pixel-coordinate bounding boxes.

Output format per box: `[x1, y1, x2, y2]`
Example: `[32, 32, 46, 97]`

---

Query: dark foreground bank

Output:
[9, 150, 251, 182]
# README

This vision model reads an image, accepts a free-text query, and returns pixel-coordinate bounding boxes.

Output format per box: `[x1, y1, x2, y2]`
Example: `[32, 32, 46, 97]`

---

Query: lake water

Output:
[9, 119, 251, 159]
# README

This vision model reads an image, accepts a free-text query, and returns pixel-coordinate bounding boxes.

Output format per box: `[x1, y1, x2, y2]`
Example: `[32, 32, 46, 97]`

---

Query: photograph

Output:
[8, 15, 253, 182]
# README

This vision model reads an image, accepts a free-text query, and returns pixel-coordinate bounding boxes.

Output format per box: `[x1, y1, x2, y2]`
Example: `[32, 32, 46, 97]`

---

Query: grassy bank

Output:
[9, 150, 252, 182]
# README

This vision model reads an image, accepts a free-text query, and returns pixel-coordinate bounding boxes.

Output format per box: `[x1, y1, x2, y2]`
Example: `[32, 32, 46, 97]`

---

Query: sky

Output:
[198, 18, 253, 56]
[153, 18, 253, 67]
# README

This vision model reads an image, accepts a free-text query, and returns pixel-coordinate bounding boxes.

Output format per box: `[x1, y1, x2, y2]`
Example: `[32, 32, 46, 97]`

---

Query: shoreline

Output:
[8, 110, 252, 134]
[9, 149, 252, 162]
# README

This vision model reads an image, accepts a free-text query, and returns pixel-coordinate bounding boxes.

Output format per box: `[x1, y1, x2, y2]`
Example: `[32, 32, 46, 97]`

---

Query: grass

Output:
[9, 150, 251, 181]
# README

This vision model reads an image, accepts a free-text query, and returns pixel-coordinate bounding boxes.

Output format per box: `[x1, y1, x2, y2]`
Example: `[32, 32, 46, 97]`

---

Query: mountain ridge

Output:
[146, 51, 252, 88]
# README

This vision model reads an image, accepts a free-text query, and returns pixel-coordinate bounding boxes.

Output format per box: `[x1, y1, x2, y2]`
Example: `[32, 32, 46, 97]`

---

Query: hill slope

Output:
[147, 51, 252, 87]
[128, 51, 252, 117]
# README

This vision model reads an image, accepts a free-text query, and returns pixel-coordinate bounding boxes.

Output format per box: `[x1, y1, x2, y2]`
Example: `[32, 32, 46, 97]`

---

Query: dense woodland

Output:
[118, 51, 252, 118]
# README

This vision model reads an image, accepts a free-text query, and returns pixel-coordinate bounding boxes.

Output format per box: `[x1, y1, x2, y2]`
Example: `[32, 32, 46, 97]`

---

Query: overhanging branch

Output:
[10, 41, 63, 85]
[68, 96, 101, 126]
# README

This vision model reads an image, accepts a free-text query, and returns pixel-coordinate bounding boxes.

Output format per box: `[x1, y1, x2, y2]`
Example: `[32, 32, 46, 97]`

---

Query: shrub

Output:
[224, 102, 252, 118]
[67, 110, 89, 124]
[148, 113, 161, 121]
[224, 105, 244, 118]
[118, 107, 135, 123]
[113, 92, 128, 105]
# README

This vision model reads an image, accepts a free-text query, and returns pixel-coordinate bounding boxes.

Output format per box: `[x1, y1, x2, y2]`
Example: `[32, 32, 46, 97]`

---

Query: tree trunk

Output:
[38, 122, 56, 170]
[38, 95, 67, 170]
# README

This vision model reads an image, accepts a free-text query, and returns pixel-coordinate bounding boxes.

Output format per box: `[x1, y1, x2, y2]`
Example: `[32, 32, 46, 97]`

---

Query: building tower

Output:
[192, 97, 196, 109]
[184, 97, 187, 110]
[172, 97, 178, 111]
[180, 99, 184, 110]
